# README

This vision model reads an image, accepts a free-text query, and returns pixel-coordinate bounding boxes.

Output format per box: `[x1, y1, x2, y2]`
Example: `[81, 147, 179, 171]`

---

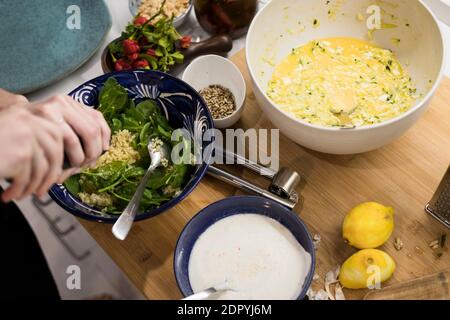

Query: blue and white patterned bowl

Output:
[49, 70, 214, 223]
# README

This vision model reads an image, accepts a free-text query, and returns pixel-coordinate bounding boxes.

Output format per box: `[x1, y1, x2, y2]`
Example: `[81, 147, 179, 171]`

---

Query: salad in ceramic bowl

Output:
[49, 70, 214, 223]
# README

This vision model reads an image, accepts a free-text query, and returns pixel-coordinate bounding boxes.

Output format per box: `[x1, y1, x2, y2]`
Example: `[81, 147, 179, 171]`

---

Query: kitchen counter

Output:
[10, 0, 450, 300]
[75, 52, 450, 300]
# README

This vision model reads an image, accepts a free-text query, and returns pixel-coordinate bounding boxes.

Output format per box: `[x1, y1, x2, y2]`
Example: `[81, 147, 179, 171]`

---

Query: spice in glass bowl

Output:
[199, 85, 236, 119]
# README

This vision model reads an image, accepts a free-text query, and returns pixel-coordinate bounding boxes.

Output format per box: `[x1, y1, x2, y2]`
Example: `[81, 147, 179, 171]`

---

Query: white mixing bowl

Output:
[246, 0, 446, 154]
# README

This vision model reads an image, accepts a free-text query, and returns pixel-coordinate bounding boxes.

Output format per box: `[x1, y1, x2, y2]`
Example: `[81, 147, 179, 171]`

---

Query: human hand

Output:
[25, 95, 111, 181]
[0, 93, 111, 201]
[0, 107, 64, 201]
[0, 89, 28, 110]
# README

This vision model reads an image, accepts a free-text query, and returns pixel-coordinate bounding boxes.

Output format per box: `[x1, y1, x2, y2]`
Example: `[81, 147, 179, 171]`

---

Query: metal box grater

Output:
[426, 166, 450, 229]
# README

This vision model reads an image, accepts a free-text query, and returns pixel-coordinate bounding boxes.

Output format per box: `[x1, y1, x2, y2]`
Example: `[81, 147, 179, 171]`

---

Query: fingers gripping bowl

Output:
[49, 70, 214, 223]
[246, 0, 446, 154]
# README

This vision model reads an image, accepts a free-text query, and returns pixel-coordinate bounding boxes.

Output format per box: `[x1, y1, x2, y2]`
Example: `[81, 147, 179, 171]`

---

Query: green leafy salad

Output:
[64, 78, 192, 214]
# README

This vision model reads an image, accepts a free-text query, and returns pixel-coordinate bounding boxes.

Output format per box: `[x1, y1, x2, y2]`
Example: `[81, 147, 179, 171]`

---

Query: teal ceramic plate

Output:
[0, 0, 112, 94]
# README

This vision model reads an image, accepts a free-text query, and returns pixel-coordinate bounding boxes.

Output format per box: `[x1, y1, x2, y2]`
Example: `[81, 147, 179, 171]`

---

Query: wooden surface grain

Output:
[79, 49, 450, 300]
[363, 269, 450, 300]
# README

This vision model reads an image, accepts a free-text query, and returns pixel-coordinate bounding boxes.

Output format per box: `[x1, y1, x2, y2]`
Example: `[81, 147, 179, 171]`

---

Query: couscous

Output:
[138, 0, 190, 22]
[96, 130, 140, 167]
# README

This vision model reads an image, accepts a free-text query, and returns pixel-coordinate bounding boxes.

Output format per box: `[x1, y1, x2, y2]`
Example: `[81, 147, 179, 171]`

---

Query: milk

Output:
[188, 214, 312, 300]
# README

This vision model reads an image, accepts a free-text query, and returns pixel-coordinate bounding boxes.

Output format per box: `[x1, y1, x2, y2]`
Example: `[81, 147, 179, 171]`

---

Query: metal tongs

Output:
[207, 147, 302, 209]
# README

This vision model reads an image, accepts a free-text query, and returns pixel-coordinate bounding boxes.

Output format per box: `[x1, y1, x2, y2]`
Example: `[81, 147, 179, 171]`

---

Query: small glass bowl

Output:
[128, 0, 193, 28]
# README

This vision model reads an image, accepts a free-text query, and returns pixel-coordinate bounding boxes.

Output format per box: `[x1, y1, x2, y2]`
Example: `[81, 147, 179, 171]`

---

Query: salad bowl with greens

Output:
[49, 70, 214, 223]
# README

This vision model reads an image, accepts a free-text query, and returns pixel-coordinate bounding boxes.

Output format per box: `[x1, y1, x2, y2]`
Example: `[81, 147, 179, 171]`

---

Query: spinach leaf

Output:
[146, 168, 171, 190]
[98, 78, 130, 125]
[136, 100, 159, 119]
[64, 175, 80, 194]
[121, 115, 142, 133]
[124, 166, 146, 179]
[167, 164, 189, 189]
[141, 190, 171, 208]
[112, 118, 123, 132]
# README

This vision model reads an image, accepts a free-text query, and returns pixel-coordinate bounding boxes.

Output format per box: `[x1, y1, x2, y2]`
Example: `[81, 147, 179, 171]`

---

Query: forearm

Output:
[0, 89, 28, 110]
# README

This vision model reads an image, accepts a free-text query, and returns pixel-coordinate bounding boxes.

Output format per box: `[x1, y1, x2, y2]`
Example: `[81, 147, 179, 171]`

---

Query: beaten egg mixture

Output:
[267, 37, 418, 127]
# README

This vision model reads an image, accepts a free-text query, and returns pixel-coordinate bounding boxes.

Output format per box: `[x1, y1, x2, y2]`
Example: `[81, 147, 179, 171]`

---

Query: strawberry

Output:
[134, 16, 148, 26]
[132, 59, 150, 69]
[114, 59, 132, 71]
[123, 39, 140, 55]
[146, 48, 157, 57]
[127, 53, 139, 61]
[180, 35, 192, 49]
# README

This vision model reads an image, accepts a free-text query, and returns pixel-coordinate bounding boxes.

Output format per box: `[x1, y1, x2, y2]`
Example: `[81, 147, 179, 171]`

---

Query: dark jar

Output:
[193, 0, 258, 39]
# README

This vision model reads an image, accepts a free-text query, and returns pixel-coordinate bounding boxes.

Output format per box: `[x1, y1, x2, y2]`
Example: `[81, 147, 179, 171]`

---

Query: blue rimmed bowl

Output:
[49, 70, 214, 223]
[174, 196, 316, 300]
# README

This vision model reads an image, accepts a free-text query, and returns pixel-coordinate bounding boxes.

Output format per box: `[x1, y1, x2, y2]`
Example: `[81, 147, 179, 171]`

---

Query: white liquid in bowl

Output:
[188, 214, 312, 300]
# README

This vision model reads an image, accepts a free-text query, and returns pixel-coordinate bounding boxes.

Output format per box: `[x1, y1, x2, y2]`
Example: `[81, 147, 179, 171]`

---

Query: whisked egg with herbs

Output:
[267, 37, 419, 127]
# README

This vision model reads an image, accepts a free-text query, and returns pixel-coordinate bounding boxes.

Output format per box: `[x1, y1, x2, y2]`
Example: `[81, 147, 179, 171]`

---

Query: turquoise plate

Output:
[0, 0, 112, 94]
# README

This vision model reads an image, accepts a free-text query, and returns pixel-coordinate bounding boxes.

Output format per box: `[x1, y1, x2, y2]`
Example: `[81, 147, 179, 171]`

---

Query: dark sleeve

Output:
[1, 189, 60, 300]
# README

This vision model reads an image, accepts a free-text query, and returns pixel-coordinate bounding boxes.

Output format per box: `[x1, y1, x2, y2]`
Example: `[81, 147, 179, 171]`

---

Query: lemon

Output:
[339, 249, 396, 289]
[343, 202, 394, 249]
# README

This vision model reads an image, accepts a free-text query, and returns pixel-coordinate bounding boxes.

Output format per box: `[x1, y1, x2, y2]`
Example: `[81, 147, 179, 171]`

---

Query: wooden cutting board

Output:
[79, 49, 450, 300]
